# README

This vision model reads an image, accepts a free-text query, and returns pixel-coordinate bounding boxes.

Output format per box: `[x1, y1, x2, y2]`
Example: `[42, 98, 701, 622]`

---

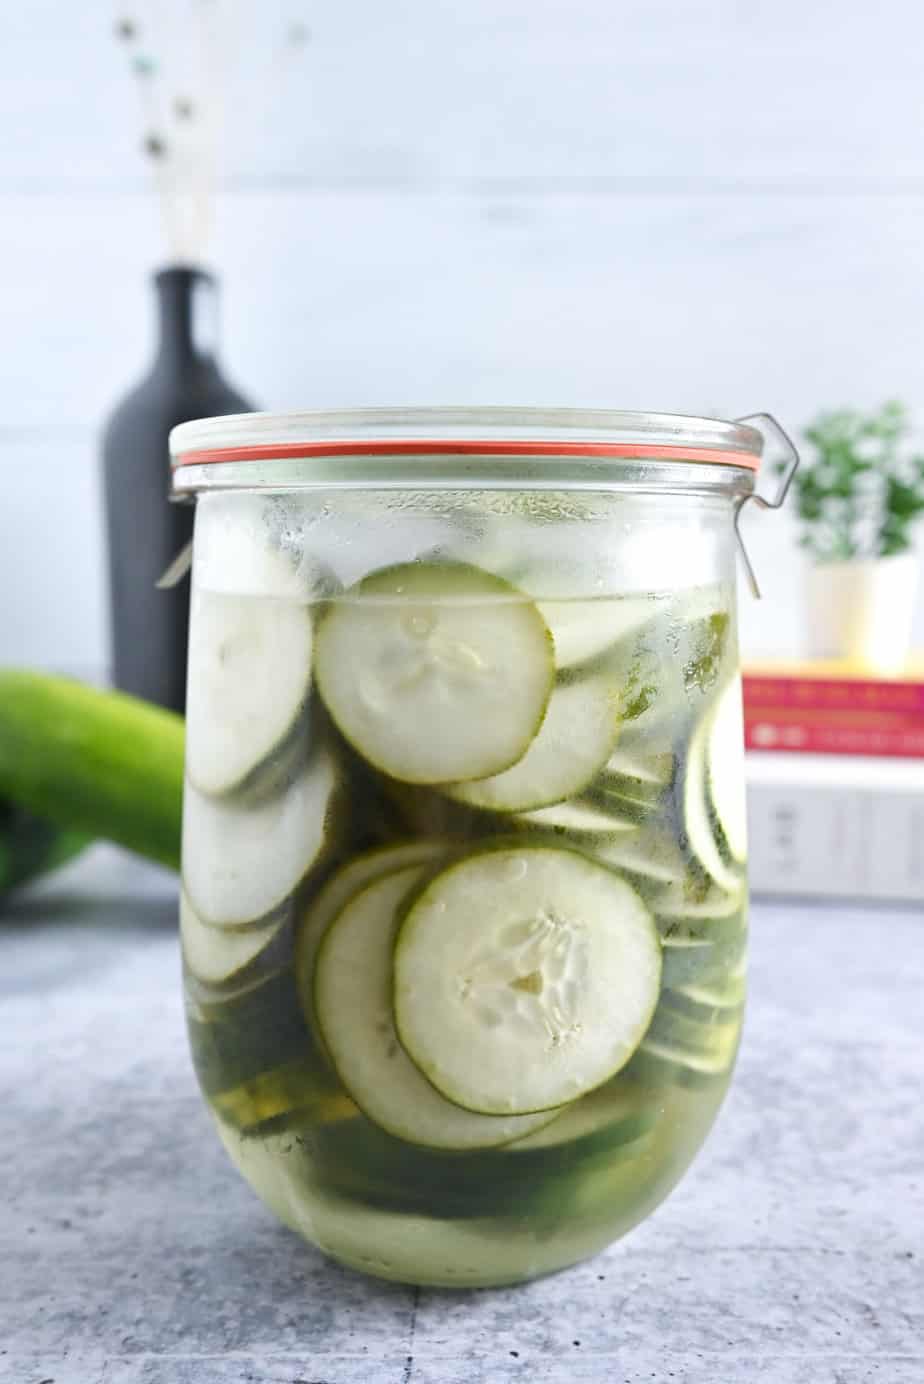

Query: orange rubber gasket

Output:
[173, 438, 761, 469]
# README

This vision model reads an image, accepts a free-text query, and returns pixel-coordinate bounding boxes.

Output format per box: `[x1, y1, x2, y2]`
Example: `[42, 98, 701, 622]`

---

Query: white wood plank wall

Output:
[3, 0, 924, 673]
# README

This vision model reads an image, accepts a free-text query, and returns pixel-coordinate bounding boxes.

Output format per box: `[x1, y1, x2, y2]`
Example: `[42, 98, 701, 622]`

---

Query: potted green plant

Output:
[787, 401, 924, 671]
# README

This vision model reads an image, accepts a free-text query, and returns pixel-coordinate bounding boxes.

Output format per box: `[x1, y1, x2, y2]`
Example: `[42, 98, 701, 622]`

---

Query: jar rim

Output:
[170, 408, 763, 490]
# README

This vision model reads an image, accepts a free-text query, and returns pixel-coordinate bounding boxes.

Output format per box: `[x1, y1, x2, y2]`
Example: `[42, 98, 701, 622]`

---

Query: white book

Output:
[746, 752, 924, 903]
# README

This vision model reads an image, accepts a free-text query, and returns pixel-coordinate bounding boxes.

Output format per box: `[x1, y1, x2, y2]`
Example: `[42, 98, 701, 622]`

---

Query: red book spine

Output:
[744, 718, 924, 757]
[743, 673, 924, 756]
[743, 675, 924, 716]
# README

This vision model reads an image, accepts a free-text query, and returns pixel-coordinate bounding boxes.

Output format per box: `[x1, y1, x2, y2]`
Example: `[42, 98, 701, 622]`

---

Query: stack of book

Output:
[744, 659, 924, 904]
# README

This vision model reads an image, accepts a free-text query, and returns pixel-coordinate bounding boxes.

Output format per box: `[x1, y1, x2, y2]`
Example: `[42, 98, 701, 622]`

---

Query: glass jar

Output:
[170, 408, 785, 1288]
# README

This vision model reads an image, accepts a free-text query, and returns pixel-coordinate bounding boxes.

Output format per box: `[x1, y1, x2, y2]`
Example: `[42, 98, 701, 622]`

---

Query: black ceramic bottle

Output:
[102, 266, 254, 713]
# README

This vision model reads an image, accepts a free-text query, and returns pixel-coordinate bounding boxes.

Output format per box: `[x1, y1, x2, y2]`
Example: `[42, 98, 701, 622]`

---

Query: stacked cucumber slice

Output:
[446, 678, 620, 813]
[314, 562, 554, 785]
[180, 530, 345, 1139]
[315, 862, 560, 1149]
[184, 589, 314, 797]
[182, 749, 338, 929]
[180, 890, 289, 988]
[394, 847, 661, 1115]
[630, 666, 749, 1089]
[297, 839, 663, 1150]
[183, 549, 747, 1192]
[295, 840, 447, 1049]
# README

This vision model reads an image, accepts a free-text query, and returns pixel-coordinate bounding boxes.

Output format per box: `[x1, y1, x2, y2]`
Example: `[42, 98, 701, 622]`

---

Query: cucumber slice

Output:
[185, 967, 314, 1097]
[540, 596, 656, 671]
[634, 1026, 740, 1086]
[375, 777, 489, 844]
[660, 934, 745, 989]
[592, 761, 673, 828]
[657, 985, 745, 1027]
[655, 879, 744, 919]
[296, 841, 447, 1046]
[180, 890, 287, 987]
[581, 781, 661, 825]
[182, 750, 337, 928]
[314, 562, 554, 785]
[708, 676, 748, 863]
[334, 739, 434, 851]
[595, 824, 692, 896]
[603, 746, 676, 790]
[306, 1116, 534, 1221]
[314, 865, 555, 1149]
[668, 964, 747, 1013]
[516, 800, 640, 837]
[212, 1056, 356, 1138]
[502, 1076, 658, 1156]
[654, 882, 746, 944]
[394, 846, 661, 1116]
[193, 493, 314, 600]
[680, 672, 748, 894]
[185, 590, 313, 797]
[647, 1003, 741, 1053]
[307, 1080, 655, 1226]
[681, 717, 742, 895]
[446, 677, 619, 813]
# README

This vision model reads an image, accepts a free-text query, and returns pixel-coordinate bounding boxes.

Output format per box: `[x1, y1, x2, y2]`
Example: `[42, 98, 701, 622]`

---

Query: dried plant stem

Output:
[127, 0, 217, 262]
[116, 0, 306, 262]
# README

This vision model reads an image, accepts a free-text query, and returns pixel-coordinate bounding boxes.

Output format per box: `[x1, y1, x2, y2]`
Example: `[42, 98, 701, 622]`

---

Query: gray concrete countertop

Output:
[1, 847, 921, 1384]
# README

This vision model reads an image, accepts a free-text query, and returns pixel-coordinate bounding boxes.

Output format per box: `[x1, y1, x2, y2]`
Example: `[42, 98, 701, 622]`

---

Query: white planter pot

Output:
[806, 555, 919, 672]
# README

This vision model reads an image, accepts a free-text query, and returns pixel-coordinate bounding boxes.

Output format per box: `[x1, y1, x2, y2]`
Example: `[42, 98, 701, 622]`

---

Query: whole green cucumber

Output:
[0, 801, 91, 896]
[0, 671, 184, 871]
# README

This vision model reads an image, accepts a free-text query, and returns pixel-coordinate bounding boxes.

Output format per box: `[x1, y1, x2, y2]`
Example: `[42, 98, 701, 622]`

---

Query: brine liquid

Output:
[183, 581, 747, 1287]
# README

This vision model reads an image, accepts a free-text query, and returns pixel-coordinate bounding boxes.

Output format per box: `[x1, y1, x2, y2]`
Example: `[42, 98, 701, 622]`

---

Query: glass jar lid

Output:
[170, 407, 763, 494]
